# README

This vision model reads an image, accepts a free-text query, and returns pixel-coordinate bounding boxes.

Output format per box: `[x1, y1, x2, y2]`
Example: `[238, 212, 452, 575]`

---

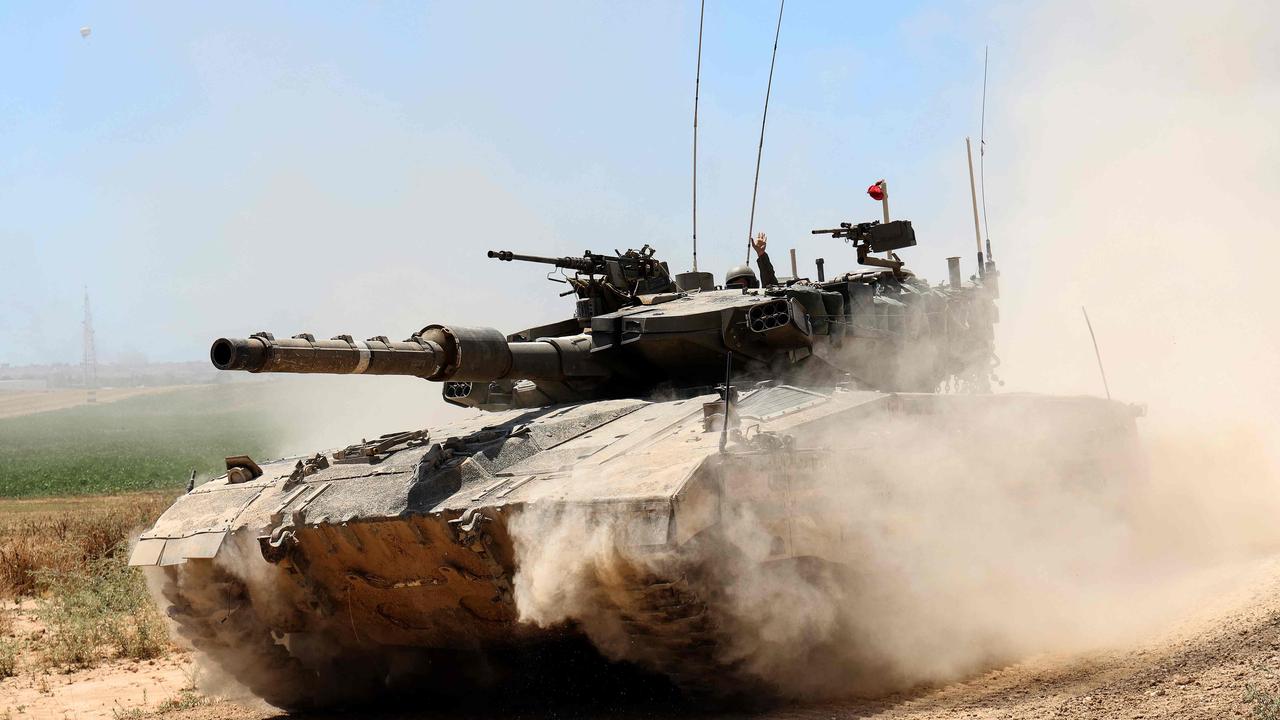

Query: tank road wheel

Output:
[154, 559, 347, 711]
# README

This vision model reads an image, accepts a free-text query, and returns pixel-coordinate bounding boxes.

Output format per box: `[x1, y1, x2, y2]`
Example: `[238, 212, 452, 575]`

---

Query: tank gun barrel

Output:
[211, 334, 446, 378]
[211, 325, 590, 383]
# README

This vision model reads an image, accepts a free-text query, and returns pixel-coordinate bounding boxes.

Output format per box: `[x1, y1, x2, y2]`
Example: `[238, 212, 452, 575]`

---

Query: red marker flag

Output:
[867, 182, 886, 201]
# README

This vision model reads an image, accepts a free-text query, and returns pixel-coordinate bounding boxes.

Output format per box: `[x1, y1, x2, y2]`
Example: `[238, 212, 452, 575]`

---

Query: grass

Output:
[35, 553, 168, 667]
[1244, 676, 1280, 712]
[0, 494, 171, 597]
[0, 383, 279, 498]
[155, 686, 207, 712]
[0, 495, 173, 672]
[0, 382, 286, 677]
[0, 636, 16, 679]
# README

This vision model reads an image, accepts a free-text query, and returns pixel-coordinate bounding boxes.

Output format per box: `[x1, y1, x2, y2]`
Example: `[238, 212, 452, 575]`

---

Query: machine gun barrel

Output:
[487, 250, 596, 273]
[211, 325, 590, 382]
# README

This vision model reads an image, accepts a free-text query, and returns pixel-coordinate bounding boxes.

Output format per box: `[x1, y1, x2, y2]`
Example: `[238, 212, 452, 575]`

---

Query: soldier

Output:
[725, 232, 778, 289]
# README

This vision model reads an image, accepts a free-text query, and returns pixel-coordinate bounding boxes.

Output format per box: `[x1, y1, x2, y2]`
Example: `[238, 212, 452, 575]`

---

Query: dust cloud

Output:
[509, 400, 1280, 699]
[509, 0, 1280, 701]
[246, 375, 472, 457]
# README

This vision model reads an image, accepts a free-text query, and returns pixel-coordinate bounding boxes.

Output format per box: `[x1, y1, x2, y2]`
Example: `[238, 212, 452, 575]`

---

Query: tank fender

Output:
[129, 483, 266, 566]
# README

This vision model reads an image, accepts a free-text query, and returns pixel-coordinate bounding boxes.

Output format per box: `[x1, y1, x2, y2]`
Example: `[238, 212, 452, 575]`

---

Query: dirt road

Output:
[0, 387, 186, 420]
[9, 554, 1278, 720]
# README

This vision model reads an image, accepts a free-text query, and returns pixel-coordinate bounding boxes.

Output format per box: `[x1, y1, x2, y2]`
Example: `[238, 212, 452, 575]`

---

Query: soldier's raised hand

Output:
[751, 232, 768, 257]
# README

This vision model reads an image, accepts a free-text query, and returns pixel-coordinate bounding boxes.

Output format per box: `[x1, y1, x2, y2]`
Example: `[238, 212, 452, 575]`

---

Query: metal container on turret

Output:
[133, 232, 1143, 708]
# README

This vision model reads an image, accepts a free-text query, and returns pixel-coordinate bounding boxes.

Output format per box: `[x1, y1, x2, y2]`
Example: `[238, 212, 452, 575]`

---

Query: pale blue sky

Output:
[4, 1, 1277, 449]
[1, 1, 1008, 365]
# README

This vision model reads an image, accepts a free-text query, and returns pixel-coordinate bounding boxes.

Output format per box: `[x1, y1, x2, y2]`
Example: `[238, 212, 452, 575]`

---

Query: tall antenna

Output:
[745, 0, 786, 264]
[1081, 307, 1111, 400]
[82, 287, 98, 389]
[965, 137, 984, 275]
[691, 0, 706, 272]
[979, 45, 993, 263]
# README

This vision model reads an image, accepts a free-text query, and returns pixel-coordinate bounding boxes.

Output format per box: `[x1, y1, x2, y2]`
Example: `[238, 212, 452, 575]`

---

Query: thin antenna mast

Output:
[745, 0, 785, 264]
[979, 45, 993, 263]
[965, 137, 985, 276]
[719, 351, 733, 453]
[1081, 307, 1112, 400]
[691, 0, 705, 272]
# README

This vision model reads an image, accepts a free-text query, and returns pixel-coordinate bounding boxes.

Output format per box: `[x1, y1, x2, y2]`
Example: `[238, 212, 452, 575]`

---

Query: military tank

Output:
[132, 220, 1143, 707]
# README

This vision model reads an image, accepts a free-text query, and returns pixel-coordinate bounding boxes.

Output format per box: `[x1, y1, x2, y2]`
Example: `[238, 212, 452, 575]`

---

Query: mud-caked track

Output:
[153, 560, 337, 710]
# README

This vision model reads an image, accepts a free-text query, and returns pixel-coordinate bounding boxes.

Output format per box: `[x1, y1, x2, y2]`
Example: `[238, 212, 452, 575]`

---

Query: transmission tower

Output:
[82, 287, 98, 389]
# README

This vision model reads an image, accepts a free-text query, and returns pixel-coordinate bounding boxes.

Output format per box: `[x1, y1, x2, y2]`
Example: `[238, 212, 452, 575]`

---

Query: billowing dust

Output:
[510, 403, 1280, 700]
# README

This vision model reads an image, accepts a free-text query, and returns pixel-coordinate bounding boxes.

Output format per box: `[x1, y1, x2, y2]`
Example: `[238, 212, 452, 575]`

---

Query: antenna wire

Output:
[746, 0, 785, 264]
[692, 0, 705, 272]
[979, 45, 993, 262]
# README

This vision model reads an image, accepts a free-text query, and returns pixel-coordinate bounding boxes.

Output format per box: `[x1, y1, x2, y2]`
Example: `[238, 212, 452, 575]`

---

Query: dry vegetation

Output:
[0, 494, 170, 597]
[0, 493, 174, 677]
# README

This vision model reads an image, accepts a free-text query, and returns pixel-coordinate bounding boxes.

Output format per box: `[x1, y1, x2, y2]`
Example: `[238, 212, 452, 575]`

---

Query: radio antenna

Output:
[691, 0, 705, 272]
[979, 45, 994, 263]
[1081, 307, 1112, 400]
[745, 0, 785, 264]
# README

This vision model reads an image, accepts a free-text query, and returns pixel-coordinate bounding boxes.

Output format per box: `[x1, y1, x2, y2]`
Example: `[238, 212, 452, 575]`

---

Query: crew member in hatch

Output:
[724, 232, 778, 289]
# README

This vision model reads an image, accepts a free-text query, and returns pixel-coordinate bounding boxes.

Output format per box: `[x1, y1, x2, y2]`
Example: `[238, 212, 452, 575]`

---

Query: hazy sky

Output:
[2, 1, 1277, 431]
[1, 1, 1001, 366]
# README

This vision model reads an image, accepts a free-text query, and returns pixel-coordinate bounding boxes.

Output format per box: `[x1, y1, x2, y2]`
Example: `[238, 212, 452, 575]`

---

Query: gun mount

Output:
[811, 219, 917, 270]
[488, 245, 674, 316]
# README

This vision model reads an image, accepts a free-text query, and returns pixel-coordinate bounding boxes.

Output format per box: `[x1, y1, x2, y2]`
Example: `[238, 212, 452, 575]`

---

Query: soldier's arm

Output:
[757, 252, 778, 286]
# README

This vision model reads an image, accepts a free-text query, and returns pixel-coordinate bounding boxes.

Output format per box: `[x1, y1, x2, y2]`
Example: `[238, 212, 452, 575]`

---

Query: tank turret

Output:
[210, 226, 1000, 407]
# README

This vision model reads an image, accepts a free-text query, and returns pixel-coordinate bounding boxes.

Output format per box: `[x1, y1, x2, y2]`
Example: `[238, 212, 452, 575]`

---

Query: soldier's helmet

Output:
[725, 264, 759, 289]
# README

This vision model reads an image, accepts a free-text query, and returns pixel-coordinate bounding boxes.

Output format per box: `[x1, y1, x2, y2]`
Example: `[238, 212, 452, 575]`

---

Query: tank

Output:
[131, 226, 1144, 708]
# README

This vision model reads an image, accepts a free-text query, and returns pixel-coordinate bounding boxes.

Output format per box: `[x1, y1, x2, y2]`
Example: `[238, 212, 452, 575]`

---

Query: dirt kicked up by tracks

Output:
[14, 553, 1271, 720]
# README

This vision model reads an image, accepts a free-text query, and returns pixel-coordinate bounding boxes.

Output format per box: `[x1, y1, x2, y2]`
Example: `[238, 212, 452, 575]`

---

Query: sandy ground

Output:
[0, 387, 186, 420]
[5, 554, 1275, 720]
[1, 653, 197, 720]
[0, 600, 198, 720]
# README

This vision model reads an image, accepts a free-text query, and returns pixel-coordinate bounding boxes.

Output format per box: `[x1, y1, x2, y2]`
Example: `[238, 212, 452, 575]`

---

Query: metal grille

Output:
[735, 385, 827, 421]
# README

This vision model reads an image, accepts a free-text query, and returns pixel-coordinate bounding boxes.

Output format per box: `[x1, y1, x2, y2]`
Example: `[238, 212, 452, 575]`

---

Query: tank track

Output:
[609, 569, 745, 697]
[153, 559, 349, 711]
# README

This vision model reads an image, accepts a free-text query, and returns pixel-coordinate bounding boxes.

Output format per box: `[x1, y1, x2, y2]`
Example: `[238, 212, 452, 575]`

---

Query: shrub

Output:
[0, 637, 17, 678]
[1247, 683, 1280, 720]
[0, 494, 169, 598]
[35, 552, 168, 668]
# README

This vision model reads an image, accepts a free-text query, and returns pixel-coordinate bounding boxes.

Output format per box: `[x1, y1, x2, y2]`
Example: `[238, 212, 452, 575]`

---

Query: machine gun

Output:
[488, 245, 671, 288]
[488, 245, 675, 315]
[811, 219, 917, 270]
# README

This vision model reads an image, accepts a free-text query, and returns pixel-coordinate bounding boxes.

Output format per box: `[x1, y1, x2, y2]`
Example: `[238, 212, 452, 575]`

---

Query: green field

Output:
[0, 384, 280, 498]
